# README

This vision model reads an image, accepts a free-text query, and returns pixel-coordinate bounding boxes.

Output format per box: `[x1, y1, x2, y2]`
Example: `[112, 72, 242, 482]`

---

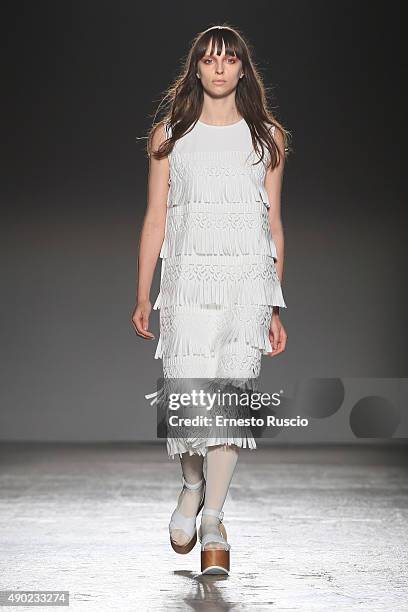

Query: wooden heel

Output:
[201, 548, 230, 574]
[199, 510, 231, 575]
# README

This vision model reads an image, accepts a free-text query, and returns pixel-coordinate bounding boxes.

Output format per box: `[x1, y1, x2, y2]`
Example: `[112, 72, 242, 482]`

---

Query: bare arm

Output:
[131, 123, 169, 340]
[264, 126, 286, 285]
[264, 126, 288, 356]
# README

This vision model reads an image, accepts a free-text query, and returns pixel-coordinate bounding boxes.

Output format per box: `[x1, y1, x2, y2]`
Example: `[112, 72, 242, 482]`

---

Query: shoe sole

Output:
[170, 529, 197, 554]
[201, 564, 229, 575]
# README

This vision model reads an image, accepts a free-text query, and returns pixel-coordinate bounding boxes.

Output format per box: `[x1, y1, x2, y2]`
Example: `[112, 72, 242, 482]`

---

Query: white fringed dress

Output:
[145, 117, 287, 459]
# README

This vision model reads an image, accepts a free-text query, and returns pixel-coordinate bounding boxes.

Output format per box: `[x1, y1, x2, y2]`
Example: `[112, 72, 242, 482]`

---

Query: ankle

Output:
[183, 475, 204, 489]
[201, 508, 223, 529]
[201, 518, 220, 536]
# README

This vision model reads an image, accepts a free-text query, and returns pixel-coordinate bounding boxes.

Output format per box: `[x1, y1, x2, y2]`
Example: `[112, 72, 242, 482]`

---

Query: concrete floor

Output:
[0, 442, 407, 612]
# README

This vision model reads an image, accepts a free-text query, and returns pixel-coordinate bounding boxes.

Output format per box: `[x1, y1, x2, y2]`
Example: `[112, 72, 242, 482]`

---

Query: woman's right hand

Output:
[131, 300, 155, 340]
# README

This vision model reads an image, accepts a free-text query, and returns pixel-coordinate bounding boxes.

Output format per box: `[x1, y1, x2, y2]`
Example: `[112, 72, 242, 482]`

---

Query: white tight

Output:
[171, 443, 239, 550]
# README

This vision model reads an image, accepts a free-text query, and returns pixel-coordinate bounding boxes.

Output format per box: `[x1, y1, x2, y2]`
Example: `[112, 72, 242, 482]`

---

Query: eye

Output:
[201, 56, 238, 65]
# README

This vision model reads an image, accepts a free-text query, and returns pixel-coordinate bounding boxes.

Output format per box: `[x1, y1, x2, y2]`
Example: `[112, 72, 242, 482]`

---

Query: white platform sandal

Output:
[198, 508, 230, 575]
[169, 476, 206, 554]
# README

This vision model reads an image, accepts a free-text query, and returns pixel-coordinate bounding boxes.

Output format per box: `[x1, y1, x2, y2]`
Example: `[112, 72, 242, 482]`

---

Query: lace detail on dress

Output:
[166, 209, 271, 231]
[153, 255, 285, 311]
[163, 255, 277, 283]
[159, 205, 278, 259]
[217, 352, 262, 378]
[161, 348, 262, 379]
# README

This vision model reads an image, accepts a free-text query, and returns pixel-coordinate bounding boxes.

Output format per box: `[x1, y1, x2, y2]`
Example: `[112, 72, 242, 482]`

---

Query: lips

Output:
[213, 80, 226, 84]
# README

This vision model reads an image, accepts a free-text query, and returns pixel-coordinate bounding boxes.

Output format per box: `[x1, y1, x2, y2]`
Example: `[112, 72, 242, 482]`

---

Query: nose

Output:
[215, 61, 224, 74]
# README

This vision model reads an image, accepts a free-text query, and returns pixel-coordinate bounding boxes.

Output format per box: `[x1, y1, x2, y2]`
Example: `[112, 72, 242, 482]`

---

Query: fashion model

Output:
[132, 25, 290, 575]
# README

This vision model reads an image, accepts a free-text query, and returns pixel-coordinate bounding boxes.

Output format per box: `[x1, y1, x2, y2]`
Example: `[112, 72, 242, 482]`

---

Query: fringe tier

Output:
[165, 436, 257, 460]
[154, 303, 275, 359]
[159, 202, 277, 260]
[153, 255, 286, 312]
[145, 376, 260, 459]
[167, 150, 271, 209]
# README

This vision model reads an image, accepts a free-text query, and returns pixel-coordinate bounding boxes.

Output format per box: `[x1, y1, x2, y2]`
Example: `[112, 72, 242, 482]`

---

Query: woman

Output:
[132, 24, 290, 575]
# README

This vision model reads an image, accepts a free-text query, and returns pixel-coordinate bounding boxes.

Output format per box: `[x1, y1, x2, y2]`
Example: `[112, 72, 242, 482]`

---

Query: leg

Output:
[200, 443, 240, 551]
[169, 451, 205, 546]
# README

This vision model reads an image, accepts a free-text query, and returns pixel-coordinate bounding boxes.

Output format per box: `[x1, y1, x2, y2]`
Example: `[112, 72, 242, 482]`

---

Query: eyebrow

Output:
[202, 52, 237, 58]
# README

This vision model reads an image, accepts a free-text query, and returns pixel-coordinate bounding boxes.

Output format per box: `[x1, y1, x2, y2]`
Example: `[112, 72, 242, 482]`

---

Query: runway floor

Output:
[0, 442, 407, 611]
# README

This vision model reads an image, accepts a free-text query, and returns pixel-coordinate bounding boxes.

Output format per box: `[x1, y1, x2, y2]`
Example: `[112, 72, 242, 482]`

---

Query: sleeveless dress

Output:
[145, 118, 287, 459]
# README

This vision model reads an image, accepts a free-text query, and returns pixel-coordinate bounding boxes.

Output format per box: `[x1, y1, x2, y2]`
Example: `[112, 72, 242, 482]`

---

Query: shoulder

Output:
[151, 121, 169, 150]
[264, 122, 285, 155]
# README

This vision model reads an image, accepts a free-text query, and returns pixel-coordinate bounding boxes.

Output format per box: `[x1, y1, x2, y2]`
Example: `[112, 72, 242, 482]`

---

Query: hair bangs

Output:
[199, 27, 243, 60]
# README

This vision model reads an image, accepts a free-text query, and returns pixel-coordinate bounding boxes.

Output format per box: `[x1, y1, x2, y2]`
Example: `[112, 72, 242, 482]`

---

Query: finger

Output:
[274, 336, 286, 355]
[279, 331, 288, 352]
[141, 311, 149, 332]
[131, 313, 155, 339]
[140, 312, 155, 339]
[134, 324, 155, 339]
[269, 326, 279, 351]
[266, 339, 279, 357]
[267, 328, 285, 356]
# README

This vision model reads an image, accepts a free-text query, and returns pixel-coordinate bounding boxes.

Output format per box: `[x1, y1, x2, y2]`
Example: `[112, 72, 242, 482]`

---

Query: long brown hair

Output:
[147, 24, 292, 169]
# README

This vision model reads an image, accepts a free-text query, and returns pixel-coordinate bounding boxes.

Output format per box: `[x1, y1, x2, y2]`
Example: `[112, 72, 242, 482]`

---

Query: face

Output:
[197, 37, 243, 95]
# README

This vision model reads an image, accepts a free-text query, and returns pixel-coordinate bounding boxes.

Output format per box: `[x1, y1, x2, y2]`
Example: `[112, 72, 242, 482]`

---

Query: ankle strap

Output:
[202, 508, 224, 521]
[182, 476, 204, 490]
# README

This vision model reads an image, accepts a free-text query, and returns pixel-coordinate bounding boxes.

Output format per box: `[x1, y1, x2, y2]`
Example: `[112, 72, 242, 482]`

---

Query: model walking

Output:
[132, 25, 289, 575]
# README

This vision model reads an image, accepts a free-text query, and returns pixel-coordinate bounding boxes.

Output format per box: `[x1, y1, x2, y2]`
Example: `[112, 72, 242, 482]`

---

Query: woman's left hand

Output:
[266, 313, 288, 357]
